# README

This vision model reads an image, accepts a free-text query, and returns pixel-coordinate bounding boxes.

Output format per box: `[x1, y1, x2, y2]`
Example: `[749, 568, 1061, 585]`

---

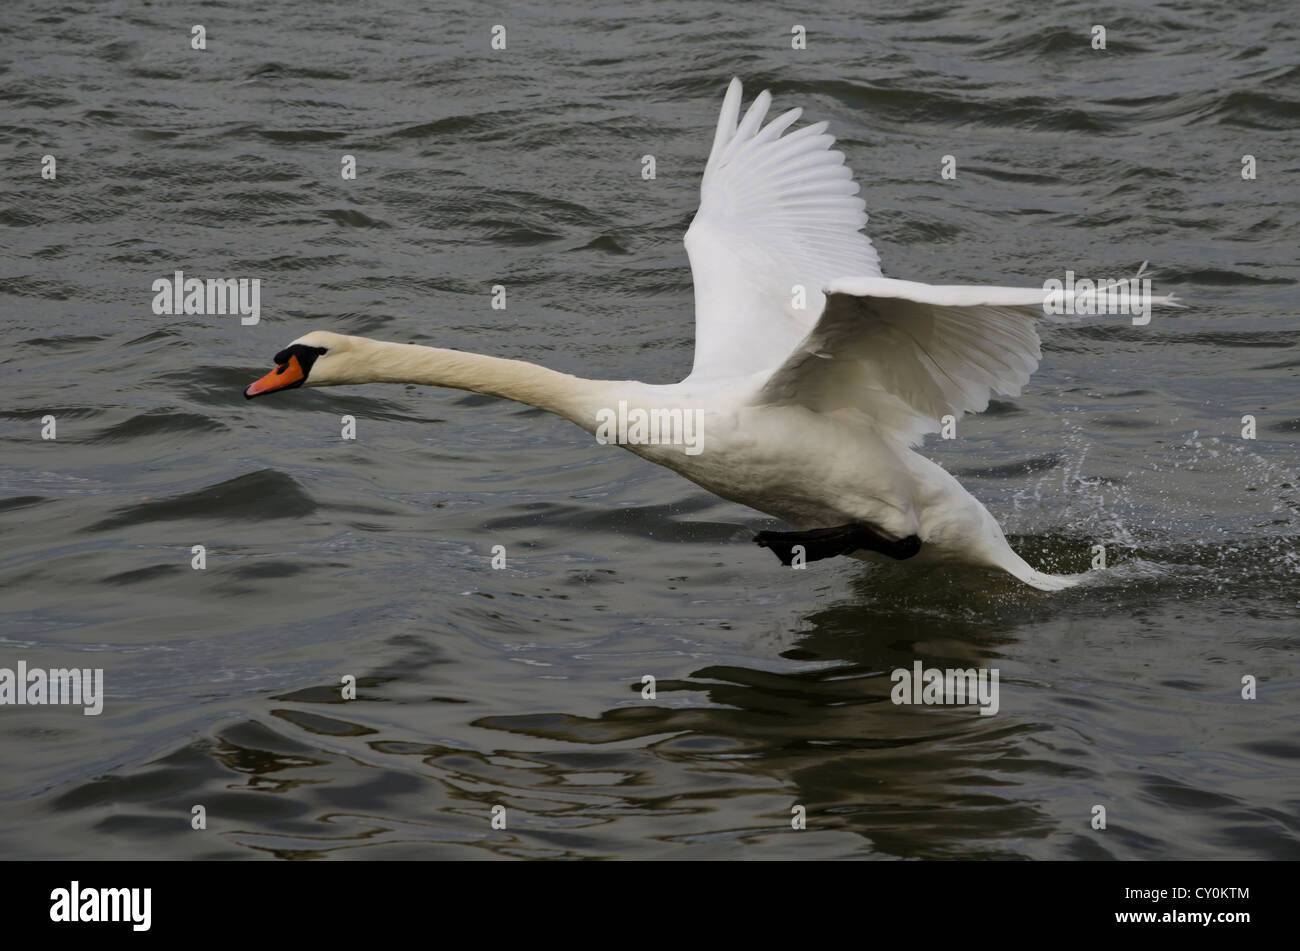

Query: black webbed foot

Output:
[754, 523, 922, 566]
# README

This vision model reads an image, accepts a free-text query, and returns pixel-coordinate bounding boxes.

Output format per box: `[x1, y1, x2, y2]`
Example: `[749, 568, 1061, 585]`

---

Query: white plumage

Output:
[250, 79, 1177, 591]
[686, 80, 880, 382]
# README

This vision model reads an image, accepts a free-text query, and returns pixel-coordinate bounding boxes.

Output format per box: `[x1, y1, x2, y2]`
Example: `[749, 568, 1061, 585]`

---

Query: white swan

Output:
[246, 79, 1174, 590]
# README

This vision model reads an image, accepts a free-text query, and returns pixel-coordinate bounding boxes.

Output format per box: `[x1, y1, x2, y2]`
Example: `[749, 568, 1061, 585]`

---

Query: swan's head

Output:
[244, 330, 358, 398]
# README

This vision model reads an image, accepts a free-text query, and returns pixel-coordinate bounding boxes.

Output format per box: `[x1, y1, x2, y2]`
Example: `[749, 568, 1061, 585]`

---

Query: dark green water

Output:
[0, 0, 1297, 859]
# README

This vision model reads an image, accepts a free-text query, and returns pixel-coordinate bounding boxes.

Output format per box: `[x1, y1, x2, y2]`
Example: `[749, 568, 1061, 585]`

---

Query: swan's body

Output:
[246, 80, 1174, 591]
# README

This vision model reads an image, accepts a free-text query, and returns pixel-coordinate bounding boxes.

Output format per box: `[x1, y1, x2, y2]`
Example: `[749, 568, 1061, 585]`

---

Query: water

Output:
[1, 0, 1297, 859]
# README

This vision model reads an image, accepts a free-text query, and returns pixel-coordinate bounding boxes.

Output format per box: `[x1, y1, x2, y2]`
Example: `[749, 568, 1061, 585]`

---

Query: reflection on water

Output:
[19, 545, 1295, 861]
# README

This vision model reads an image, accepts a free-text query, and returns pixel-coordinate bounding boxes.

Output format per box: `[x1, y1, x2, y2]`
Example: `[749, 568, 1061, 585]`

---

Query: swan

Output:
[245, 79, 1174, 590]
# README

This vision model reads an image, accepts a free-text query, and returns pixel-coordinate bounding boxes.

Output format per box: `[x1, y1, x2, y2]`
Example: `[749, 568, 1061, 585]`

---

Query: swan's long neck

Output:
[324, 337, 613, 429]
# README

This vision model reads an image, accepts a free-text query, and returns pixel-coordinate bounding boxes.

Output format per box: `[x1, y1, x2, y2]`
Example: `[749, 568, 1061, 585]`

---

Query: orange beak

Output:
[245, 354, 306, 399]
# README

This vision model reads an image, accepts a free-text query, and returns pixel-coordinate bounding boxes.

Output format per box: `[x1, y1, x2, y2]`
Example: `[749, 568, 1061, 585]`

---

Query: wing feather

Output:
[753, 278, 1050, 445]
[684, 83, 1178, 443]
[684, 79, 880, 382]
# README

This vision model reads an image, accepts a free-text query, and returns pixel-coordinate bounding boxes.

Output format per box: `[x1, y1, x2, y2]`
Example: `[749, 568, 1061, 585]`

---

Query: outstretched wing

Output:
[754, 277, 1050, 446]
[684, 78, 880, 382]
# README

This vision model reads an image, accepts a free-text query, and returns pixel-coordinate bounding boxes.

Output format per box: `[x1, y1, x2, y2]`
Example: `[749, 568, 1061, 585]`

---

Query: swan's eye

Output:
[245, 344, 328, 399]
[272, 344, 328, 369]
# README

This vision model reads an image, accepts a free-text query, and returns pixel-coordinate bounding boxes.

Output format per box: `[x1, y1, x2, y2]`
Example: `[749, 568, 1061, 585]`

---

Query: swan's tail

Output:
[996, 546, 1084, 591]
[1012, 567, 1083, 591]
